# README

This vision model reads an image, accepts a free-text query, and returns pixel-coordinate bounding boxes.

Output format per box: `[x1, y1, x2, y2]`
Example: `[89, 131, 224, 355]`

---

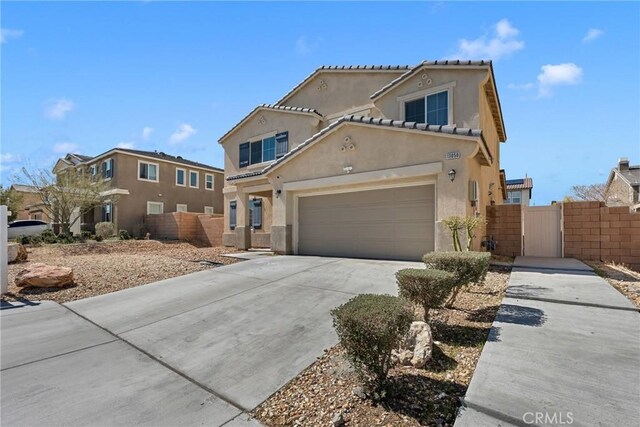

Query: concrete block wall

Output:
[486, 204, 522, 257]
[145, 212, 224, 246]
[563, 202, 602, 261]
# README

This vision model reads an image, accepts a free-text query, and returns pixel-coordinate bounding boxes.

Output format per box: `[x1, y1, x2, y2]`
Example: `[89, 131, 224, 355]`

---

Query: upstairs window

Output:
[139, 161, 158, 182]
[506, 191, 522, 204]
[102, 159, 114, 179]
[239, 132, 289, 168]
[176, 168, 186, 186]
[205, 173, 214, 190]
[404, 90, 449, 126]
[189, 170, 199, 188]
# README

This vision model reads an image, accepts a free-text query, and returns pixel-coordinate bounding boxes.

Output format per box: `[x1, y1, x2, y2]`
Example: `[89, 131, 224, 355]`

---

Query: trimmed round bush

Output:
[95, 222, 115, 239]
[118, 229, 131, 240]
[331, 294, 412, 393]
[396, 268, 457, 322]
[423, 251, 491, 307]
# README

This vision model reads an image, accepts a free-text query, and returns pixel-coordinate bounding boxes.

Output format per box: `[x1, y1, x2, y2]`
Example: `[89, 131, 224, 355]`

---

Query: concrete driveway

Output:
[1, 256, 419, 426]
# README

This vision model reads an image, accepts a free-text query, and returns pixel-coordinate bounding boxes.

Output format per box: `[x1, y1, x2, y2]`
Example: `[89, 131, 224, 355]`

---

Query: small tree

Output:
[462, 215, 486, 251]
[423, 252, 491, 308]
[442, 216, 465, 251]
[0, 185, 22, 221]
[331, 294, 412, 394]
[569, 183, 607, 202]
[18, 166, 114, 237]
[396, 268, 456, 322]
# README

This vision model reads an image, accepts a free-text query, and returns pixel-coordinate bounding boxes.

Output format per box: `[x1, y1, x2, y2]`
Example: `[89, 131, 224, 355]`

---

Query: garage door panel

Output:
[298, 185, 435, 261]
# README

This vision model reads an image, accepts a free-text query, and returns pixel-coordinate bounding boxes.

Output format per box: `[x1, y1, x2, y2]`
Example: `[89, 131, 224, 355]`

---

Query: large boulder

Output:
[392, 321, 433, 368]
[15, 263, 74, 288]
[7, 243, 28, 263]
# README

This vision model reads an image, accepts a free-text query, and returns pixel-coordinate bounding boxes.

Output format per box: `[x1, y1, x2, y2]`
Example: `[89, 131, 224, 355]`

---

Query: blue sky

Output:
[1, 1, 639, 205]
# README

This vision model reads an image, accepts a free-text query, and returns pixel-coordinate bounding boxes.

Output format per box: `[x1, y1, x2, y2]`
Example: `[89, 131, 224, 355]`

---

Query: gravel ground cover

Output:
[2, 240, 239, 303]
[585, 260, 640, 309]
[253, 266, 511, 427]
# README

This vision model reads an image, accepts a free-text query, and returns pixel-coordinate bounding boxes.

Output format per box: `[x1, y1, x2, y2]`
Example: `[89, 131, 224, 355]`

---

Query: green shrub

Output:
[331, 294, 412, 394]
[16, 235, 31, 245]
[95, 222, 115, 239]
[423, 251, 491, 308]
[81, 230, 93, 240]
[94, 234, 103, 242]
[56, 233, 75, 244]
[133, 221, 149, 240]
[40, 229, 58, 244]
[396, 268, 457, 322]
[118, 229, 131, 240]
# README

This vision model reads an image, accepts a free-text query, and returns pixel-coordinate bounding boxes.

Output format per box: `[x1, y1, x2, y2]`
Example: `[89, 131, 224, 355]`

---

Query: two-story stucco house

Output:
[504, 177, 533, 206]
[606, 157, 640, 212]
[219, 60, 508, 260]
[54, 148, 224, 233]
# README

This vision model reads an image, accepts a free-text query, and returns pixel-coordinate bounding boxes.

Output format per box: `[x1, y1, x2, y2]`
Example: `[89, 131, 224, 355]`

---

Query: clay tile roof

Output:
[505, 178, 534, 190]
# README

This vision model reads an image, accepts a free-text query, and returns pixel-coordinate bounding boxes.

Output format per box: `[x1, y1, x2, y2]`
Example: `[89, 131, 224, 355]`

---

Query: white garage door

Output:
[297, 184, 435, 261]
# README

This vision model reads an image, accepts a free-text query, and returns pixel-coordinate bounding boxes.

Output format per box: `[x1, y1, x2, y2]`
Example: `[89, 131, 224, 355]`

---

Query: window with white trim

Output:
[189, 170, 199, 188]
[102, 159, 114, 179]
[239, 131, 288, 168]
[147, 201, 164, 215]
[505, 191, 522, 205]
[404, 90, 449, 125]
[176, 204, 187, 212]
[102, 202, 113, 222]
[176, 168, 186, 186]
[205, 173, 214, 190]
[139, 161, 159, 182]
[204, 206, 214, 214]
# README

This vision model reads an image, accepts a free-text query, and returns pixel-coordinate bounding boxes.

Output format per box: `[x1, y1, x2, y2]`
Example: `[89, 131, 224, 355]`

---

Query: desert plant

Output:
[81, 230, 93, 240]
[133, 221, 150, 240]
[423, 251, 491, 308]
[461, 215, 486, 251]
[442, 216, 465, 251]
[40, 229, 58, 244]
[95, 222, 115, 239]
[396, 268, 457, 322]
[331, 294, 412, 394]
[118, 229, 131, 240]
[94, 234, 103, 242]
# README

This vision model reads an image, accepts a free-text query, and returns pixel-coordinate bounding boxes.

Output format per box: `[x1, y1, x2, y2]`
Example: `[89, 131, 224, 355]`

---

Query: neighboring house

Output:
[605, 157, 640, 211]
[219, 60, 508, 260]
[53, 149, 224, 233]
[504, 177, 533, 206]
[9, 184, 52, 222]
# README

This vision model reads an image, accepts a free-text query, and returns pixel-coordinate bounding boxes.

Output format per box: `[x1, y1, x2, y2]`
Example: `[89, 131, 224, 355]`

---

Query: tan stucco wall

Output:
[374, 68, 487, 130]
[222, 111, 323, 179]
[86, 152, 223, 233]
[280, 70, 406, 117]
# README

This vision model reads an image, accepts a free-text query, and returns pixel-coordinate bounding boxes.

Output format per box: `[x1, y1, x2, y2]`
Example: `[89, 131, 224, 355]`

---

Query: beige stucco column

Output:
[235, 191, 251, 250]
[270, 186, 293, 254]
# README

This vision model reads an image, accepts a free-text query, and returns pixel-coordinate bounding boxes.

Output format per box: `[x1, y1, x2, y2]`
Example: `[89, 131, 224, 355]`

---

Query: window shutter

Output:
[101, 162, 107, 178]
[229, 201, 237, 230]
[251, 199, 262, 229]
[239, 143, 250, 168]
[275, 132, 289, 158]
[107, 159, 114, 178]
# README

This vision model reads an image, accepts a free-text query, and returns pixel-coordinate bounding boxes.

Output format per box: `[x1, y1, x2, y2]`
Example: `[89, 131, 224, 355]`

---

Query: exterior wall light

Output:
[448, 169, 456, 182]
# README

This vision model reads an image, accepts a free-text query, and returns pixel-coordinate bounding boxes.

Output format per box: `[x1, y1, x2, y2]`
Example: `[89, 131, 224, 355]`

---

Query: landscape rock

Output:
[15, 263, 74, 288]
[7, 243, 28, 263]
[331, 411, 345, 427]
[392, 321, 433, 368]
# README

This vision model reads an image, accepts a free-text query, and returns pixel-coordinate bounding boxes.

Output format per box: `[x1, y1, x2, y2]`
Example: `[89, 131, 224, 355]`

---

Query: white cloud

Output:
[43, 98, 75, 120]
[1, 28, 24, 44]
[0, 153, 21, 163]
[116, 142, 135, 149]
[450, 18, 524, 60]
[52, 142, 79, 154]
[537, 63, 583, 97]
[169, 123, 197, 144]
[141, 126, 154, 140]
[507, 82, 535, 91]
[295, 36, 322, 55]
[582, 28, 604, 43]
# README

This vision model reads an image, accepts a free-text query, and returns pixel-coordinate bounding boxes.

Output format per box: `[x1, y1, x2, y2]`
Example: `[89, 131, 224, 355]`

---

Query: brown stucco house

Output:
[605, 157, 640, 212]
[53, 149, 224, 233]
[219, 60, 508, 260]
[8, 184, 52, 222]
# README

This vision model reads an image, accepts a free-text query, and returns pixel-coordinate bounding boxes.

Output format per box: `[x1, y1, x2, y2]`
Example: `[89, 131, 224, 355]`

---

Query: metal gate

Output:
[522, 205, 562, 257]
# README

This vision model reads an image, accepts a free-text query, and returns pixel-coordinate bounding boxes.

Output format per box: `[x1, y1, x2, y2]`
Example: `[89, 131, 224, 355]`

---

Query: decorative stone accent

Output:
[392, 321, 433, 368]
[7, 243, 28, 263]
[15, 263, 74, 288]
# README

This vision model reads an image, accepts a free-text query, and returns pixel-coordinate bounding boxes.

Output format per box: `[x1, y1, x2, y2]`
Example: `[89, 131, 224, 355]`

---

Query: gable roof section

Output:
[275, 65, 411, 106]
[506, 178, 533, 190]
[607, 164, 640, 187]
[93, 148, 223, 172]
[226, 115, 488, 181]
[370, 60, 507, 143]
[218, 104, 323, 144]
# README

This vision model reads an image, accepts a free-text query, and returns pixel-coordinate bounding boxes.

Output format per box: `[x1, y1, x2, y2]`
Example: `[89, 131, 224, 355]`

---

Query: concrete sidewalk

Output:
[455, 257, 640, 427]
